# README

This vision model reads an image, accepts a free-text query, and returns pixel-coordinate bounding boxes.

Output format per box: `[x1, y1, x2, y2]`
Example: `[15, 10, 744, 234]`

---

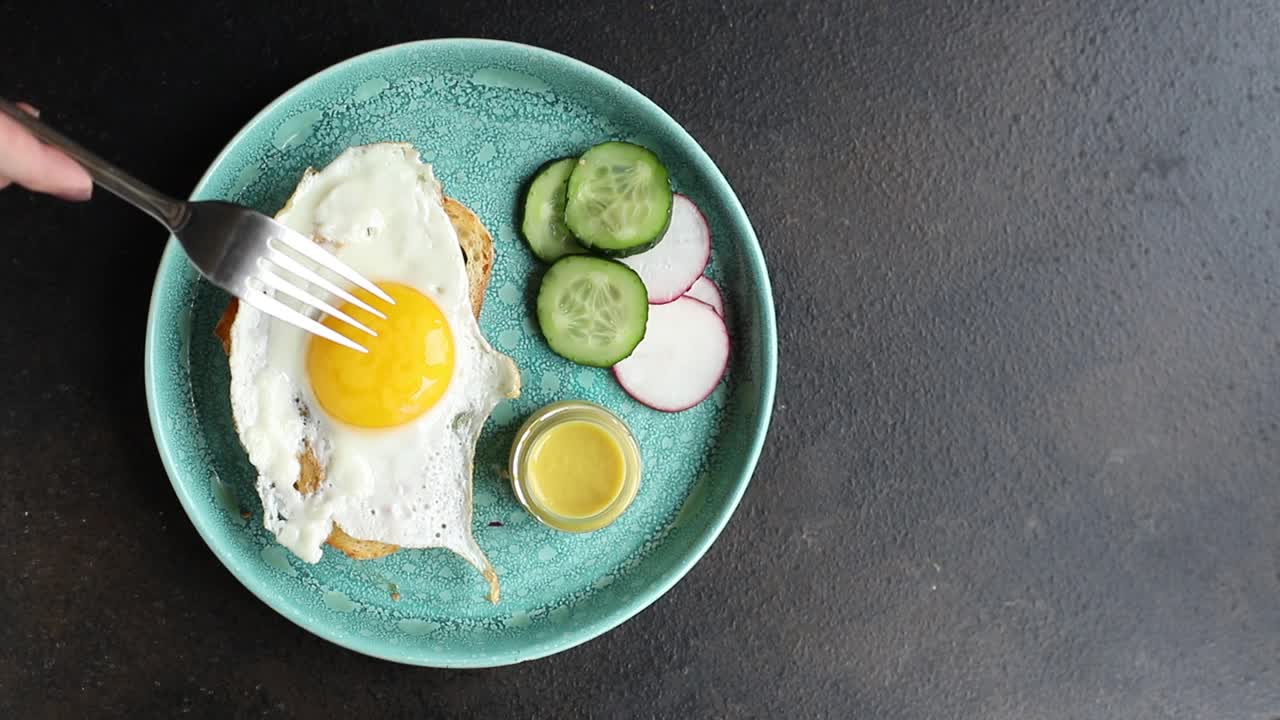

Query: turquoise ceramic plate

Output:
[145, 39, 776, 667]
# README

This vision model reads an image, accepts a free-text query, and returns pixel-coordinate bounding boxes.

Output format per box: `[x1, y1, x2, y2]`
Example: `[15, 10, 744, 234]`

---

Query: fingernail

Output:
[56, 184, 93, 202]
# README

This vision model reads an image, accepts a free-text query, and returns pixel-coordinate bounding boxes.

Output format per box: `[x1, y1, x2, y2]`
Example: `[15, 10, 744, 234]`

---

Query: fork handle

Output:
[0, 98, 188, 230]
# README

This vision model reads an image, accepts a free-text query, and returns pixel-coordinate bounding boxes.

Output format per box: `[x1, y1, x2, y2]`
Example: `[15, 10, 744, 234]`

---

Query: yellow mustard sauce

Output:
[527, 420, 626, 518]
[509, 401, 641, 532]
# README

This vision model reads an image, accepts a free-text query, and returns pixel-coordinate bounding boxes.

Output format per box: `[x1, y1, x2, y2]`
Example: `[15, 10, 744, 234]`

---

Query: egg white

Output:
[228, 144, 519, 594]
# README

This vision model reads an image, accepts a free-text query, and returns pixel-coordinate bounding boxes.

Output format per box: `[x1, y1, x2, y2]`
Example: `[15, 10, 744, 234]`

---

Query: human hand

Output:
[0, 102, 92, 201]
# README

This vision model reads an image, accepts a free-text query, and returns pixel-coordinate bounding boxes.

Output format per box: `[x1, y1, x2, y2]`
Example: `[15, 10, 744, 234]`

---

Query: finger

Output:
[0, 102, 31, 193]
[0, 105, 92, 201]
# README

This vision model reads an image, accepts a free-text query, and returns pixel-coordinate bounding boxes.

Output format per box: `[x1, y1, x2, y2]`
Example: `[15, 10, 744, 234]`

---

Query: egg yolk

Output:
[306, 281, 454, 428]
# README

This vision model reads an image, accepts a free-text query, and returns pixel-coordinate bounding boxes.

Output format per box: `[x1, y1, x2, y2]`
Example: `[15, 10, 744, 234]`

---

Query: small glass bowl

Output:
[508, 400, 642, 532]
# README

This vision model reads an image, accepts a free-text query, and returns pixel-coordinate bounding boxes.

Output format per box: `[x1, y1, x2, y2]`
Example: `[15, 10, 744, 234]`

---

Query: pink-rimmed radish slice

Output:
[613, 296, 729, 412]
[619, 194, 711, 303]
[683, 276, 724, 317]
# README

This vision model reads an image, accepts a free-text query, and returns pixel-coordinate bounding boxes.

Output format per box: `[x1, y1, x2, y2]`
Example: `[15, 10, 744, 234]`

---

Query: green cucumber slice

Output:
[521, 157, 587, 263]
[564, 141, 673, 257]
[536, 255, 649, 367]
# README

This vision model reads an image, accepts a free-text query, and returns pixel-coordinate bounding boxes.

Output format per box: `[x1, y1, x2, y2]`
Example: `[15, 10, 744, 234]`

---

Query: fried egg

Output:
[227, 143, 519, 599]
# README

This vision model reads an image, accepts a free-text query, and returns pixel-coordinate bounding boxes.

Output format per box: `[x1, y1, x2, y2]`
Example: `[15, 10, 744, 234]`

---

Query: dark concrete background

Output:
[1, 0, 1278, 717]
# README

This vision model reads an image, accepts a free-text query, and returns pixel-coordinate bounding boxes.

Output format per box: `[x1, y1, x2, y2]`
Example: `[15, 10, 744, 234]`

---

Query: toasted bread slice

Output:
[214, 195, 496, 564]
[445, 197, 496, 317]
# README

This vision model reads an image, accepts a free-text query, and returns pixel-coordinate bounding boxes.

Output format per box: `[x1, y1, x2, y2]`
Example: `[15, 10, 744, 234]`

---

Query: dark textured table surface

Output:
[2, 1, 1279, 718]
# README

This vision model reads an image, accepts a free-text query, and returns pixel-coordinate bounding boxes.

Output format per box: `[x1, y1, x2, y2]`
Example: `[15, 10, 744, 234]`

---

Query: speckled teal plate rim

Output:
[144, 38, 776, 666]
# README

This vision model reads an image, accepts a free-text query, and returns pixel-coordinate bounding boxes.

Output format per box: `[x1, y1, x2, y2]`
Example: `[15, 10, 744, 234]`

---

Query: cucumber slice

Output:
[537, 255, 649, 367]
[564, 141, 673, 257]
[521, 157, 587, 263]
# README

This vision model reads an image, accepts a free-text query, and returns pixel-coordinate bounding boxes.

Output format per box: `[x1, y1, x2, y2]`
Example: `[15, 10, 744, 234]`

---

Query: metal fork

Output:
[0, 98, 391, 353]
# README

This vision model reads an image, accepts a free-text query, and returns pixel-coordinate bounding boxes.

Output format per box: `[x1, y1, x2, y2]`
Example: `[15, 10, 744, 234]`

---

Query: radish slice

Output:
[613, 297, 729, 412]
[619, 194, 711, 303]
[683, 276, 724, 317]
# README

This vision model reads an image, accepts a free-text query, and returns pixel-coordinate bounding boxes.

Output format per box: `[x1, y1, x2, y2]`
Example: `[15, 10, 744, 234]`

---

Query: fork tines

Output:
[241, 228, 394, 354]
